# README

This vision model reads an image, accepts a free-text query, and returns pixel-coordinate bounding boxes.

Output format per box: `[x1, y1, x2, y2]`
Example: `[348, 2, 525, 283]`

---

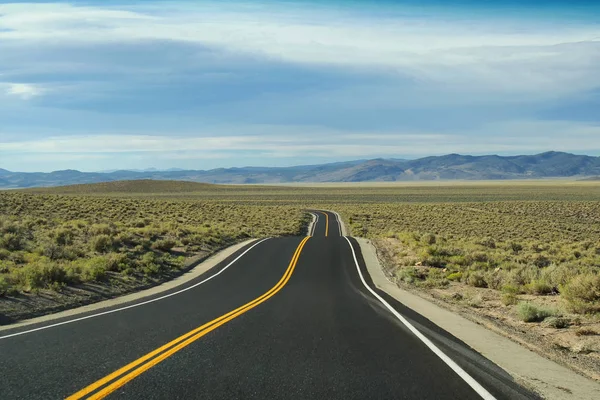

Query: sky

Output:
[0, 0, 599, 172]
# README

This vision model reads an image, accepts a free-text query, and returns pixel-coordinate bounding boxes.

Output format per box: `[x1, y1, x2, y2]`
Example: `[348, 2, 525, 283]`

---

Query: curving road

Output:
[0, 211, 538, 399]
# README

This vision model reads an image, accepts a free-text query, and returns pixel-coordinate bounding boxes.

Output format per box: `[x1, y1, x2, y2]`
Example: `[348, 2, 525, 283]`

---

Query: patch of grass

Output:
[151, 239, 177, 252]
[561, 274, 600, 314]
[446, 271, 463, 281]
[541, 317, 571, 329]
[466, 272, 488, 288]
[501, 292, 518, 306]
[517, 302, 558, 323]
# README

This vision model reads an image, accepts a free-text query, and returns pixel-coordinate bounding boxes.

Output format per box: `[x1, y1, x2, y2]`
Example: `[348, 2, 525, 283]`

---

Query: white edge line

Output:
[334, 211, 342, 236]
[310, 212, 319, 236]
[0, 238, 271, 341]
[343, 236, 497, 400]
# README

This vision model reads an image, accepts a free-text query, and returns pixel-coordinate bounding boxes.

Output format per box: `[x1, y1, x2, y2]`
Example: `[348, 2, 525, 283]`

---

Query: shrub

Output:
[0, 233, 24, 251]
[501, 292, 518, 306]
[541, 317, 571, 329]
[533, 255, 551, 268]
[517, 302, 557, 322]
[466, 272, 487, 288]
[422, 268, 449, 288]
[396, 267, 426, 284]
[139, 252, 161, 276]
[116, 231, 137, 247]
[0, 275, 9, 295]
[466, 293, 484, 308]
[446, 272, 463, 281]
[11, 259, 70, 290]
[479, 237, 496, 249]
[151, 239, 177, 252]
[510, 242, 523, 254]
[561, 274, 600, 314]
[104, 253, 128, 272]
[422, 233, 436, 245]
[501, 284, 521, 294]
[81, 257, 109, 281]
[525, 279, 554, 295]
[91, 235, 113, 253]
[90, 223, 112, 236]
[54, 228, 74, 246]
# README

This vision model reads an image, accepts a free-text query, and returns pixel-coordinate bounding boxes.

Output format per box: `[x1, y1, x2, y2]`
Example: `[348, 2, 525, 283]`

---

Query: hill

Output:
[2, 152, 600, 188]
[26, 179, 220, 194]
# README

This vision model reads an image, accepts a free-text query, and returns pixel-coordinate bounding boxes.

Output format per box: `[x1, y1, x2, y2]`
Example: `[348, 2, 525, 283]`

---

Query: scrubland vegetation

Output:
[338, 200, 600, 316]
[0, 189, 307, 296]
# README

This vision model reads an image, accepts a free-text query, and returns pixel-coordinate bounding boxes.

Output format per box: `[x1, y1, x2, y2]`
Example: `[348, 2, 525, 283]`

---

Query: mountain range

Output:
[1, 152, 600, 189]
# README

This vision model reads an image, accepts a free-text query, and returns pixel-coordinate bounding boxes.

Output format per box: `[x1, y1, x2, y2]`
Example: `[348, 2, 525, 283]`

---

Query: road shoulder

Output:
[356, 237, 600, 400]
[0, 239, 257, 332]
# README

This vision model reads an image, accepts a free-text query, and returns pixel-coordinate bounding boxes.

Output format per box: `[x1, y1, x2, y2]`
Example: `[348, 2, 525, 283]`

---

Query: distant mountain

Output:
[1, 152, 600, 188]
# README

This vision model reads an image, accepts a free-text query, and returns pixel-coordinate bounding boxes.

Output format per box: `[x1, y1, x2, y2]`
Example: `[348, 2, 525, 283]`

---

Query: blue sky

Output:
[0, 1, 599, 172]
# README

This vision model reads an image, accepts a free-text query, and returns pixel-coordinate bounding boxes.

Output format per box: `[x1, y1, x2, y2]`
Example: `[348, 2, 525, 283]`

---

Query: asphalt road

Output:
[0, 211, 538, 399]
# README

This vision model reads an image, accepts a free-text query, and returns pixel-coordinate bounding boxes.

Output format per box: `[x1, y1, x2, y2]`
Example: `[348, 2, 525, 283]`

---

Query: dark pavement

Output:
[0, 211, 538, 399]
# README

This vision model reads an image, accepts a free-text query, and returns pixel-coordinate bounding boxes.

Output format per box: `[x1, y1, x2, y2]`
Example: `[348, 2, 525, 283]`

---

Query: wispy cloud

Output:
[3, 82, 46, 99]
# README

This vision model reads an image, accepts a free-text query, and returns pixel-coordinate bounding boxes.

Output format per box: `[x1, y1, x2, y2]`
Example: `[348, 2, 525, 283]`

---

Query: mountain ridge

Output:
[1, 152, 599, 188]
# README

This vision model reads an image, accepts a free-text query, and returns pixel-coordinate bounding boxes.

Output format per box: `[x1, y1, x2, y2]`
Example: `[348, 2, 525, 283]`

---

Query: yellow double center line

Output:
[67, 236, 311, 400]
[323, 212, 329, 237]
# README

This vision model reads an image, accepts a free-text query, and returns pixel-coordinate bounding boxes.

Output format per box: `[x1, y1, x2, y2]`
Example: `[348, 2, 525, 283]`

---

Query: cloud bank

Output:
[0, 1, 599, 171]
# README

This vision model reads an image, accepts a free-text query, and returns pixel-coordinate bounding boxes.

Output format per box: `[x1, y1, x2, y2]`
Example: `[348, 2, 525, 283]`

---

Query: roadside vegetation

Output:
[338, 200, 600, 316]
[0, 189, 307, 297]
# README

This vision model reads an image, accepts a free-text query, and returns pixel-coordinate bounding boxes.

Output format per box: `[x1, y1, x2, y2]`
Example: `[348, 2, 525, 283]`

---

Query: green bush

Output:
[81, 257, 109, 281]
[525, 279, 554, 295]
[139, 252, 161, 276]
[541, 317, 571, 329]
[422, 233, 436, 245]
[396, 267, 426, 284]
[501, 284, 521, 294]
[90, 223, 113, 236]
[517, 302, 557, 322]
[422, 268, 449, 288]
[561, 274, 600, 314]
[466, 272, 487, 288]
[91, 235, 113, 253]
[11, 259, 70, 290]
[501, 292, 518, 306]
[151, 239, 177, 252]
[54, 228, 74, 246]
[446, 271, 463, 281]
[0, 233, 24, 251]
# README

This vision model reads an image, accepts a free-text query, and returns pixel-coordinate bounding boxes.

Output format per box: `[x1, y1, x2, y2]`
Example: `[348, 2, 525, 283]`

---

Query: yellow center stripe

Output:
[324, 212, 329, 237]
[67, 236, 311, 400]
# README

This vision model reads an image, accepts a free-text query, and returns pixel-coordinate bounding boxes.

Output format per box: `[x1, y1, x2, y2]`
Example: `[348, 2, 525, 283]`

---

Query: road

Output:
[0, 211, 538, 399]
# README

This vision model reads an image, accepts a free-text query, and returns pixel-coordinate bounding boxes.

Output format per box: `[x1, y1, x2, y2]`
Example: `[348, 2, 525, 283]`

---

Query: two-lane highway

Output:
[0, 211, 538, 399]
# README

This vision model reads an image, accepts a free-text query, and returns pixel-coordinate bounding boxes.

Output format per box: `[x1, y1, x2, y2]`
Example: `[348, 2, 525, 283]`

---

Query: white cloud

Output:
[0, 2, 598, 96]
[4, 83, 45, 99]
[1, 120, 599, 159]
